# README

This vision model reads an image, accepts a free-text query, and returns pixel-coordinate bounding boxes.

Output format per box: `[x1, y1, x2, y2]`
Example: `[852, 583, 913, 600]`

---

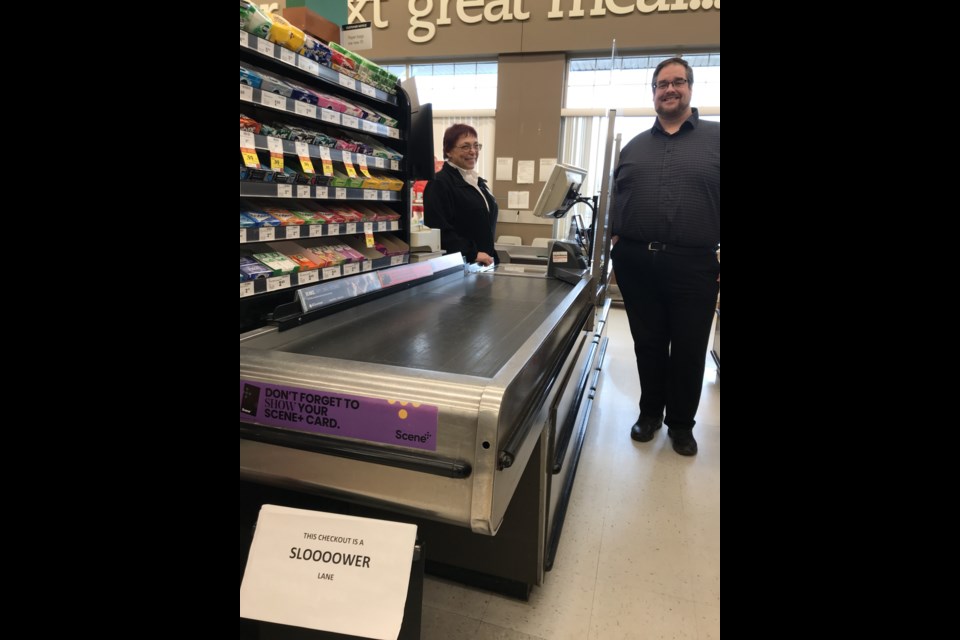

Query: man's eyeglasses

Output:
[456, 143, 483, 152]
[653, 78, 689, 90]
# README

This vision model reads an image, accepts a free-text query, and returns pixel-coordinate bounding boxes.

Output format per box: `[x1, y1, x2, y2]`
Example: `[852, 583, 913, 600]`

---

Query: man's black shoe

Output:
[668, 429, 698, 456]
[630, 416, 663, 442]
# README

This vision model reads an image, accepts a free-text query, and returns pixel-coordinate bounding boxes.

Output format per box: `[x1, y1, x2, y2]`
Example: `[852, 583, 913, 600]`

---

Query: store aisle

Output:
[420, 306, 720, 639]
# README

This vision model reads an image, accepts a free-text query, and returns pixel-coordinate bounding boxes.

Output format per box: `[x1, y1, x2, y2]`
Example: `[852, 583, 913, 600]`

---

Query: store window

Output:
[559, 53, 719, 231]
[410, 62, 498, 110]
[566, 53, 719, 111]
[381, 61, 498, 180]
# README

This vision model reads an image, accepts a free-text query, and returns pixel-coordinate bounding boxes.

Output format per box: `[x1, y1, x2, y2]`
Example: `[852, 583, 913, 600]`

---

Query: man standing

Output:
[610, 57, 720, 456]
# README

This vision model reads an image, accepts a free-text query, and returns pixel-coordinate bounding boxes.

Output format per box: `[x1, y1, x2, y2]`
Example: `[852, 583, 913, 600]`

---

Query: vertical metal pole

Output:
[590, 111, 619, 306]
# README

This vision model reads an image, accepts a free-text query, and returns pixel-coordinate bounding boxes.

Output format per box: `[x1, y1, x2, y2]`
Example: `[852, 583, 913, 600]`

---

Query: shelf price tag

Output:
[284, 225, 301, 239]
[277, 184, 292, 198]
[296, 185, 310, 198]
[261, 92, 286, 110]
[374, 157, 385, 169]
[336, 187, 347, 199]
[323, 266, 340, 280]
[343, 262, 360, 276]
[390, 256, 404, 266]
[267, 275, 291, 292]
[299, 269, 319, 285]
[390, 160, 399, 171]
[240, 228, 248, 243]
[295, 141, 315, 175]
[338, 73, 355, 89]
[320, 109, 340, 125]
[256, 38, 274, 56]
[240, 31, 249, 47]
[345, 222, 357, 234]
[364, 222, 374, 234]
[267, 136, 284, 171]
[279, 48, 296, 65]
[362, 261, 372, 272]
[240, 151, 260, 168]
[309, 224, 323, 237]
[360, 84, 377, 98]
[315, 186, 329, 198]
[240, 84, 253, 101]
[377, 221, 387, 231]
[318, 147, 334, 177]
[357, 155, 372, 178]
[259, 227, 276, 242]
[328, 223, 342, 235]
[342, 153, 358, 179]
[381, 190, 392, 200]
[364, 189, 377, 200]
[294, 101, 317, 119]
[240, 131, 260, 168]
[240, 281, 255, 297]
[387, 127, 400, 140]
[341, 114, 359, 130]
[361, 119, 378, 134]
[297, 57, 319, 75]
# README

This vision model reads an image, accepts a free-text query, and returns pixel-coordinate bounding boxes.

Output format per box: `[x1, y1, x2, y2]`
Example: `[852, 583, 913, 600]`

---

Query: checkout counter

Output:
[240, 247, 609, 598]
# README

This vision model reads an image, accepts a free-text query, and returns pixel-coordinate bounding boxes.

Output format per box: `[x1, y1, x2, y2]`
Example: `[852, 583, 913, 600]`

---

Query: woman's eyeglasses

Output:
[456, 143, 483, 152]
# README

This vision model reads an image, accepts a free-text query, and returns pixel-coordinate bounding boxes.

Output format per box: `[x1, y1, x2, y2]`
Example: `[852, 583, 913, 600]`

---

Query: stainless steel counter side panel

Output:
[240, 270, 592, 534]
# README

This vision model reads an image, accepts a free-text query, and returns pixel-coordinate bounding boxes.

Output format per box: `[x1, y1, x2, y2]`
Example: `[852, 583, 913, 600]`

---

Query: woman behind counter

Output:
[424, 124, 499, 266]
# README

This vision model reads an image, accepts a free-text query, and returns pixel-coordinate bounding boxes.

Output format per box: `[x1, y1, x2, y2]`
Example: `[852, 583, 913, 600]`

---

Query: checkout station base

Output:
[241, 254, 609, 602]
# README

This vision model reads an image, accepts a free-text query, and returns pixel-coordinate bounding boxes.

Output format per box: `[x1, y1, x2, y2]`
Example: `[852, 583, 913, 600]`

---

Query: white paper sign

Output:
[241, 505, 417, 640]
[341, 21, 373, 51]
[496, 157, 513, 181]
[516, 160, 535, 184]
[508, 191, 530, 209]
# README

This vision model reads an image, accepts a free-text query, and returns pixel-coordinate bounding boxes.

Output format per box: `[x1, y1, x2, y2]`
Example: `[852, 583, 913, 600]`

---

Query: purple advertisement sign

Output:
[239, 379, 439, 451]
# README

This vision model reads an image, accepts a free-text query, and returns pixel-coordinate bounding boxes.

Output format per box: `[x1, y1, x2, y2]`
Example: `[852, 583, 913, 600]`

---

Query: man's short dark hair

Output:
[653, 57, 694, 88]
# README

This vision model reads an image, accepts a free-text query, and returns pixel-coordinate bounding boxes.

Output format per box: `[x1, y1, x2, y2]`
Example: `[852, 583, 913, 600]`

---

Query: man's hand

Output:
[476, 251, 494, 266]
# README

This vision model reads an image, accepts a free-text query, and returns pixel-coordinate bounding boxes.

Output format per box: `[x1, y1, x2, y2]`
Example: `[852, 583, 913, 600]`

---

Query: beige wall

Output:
[492, 53, 565, 244]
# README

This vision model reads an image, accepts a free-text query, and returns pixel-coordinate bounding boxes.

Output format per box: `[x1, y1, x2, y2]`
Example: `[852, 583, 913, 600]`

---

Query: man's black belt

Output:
[639, 240, 718, 256]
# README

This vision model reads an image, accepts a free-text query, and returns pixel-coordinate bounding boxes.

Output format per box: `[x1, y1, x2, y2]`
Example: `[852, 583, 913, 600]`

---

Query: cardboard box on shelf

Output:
[281, 7, 340, 44]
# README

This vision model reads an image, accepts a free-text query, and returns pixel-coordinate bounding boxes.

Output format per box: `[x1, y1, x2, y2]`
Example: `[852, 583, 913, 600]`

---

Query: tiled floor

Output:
[420, 306, 720, 639]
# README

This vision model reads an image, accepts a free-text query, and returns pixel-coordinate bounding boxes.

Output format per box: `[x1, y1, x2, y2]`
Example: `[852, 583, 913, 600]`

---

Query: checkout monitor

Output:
[531, 163, 587, 219]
